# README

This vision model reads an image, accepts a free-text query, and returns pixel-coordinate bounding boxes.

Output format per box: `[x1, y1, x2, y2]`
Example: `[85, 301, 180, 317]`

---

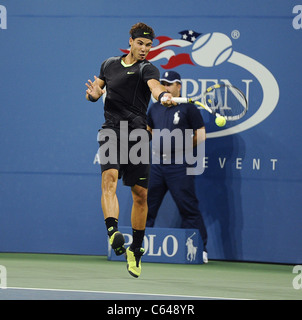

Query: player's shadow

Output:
[196, 134, 245, 260]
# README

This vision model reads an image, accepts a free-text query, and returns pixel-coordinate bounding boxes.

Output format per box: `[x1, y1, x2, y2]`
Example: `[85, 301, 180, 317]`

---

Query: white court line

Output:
[3, 286, 250, 300]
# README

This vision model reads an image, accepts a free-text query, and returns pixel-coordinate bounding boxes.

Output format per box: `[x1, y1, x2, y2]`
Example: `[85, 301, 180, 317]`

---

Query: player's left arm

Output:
[147, 79, 176, 106]
[193, 127, 206, 147]
[85, 76, 105, 101]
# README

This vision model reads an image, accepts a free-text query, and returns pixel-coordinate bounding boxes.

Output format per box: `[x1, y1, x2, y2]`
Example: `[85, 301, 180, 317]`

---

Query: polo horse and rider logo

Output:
[186, 232, 198, 262]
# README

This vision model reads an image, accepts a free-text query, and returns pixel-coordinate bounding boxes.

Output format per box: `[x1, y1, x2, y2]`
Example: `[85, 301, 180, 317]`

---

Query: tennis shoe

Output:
[203, 251, 208, 264]
[126, 247, 144, 278]
[109, 231, 126, 256]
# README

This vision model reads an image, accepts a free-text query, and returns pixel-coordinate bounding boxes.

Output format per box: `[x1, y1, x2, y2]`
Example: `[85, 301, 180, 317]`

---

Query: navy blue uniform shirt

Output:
[147, 101, 205, 162]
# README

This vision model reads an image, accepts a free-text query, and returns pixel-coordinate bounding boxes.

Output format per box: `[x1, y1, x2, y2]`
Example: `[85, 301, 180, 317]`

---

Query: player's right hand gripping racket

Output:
[162, 83, 248, 123]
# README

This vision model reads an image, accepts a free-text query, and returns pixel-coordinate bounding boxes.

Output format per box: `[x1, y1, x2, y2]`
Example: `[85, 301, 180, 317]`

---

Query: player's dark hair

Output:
[129, 22, 155, 40]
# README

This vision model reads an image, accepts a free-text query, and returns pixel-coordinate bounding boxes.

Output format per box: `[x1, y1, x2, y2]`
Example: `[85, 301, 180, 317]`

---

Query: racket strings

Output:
[204, 85, 248, 120]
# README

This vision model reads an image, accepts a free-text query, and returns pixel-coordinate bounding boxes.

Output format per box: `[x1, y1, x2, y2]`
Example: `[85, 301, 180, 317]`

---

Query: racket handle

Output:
[161, 97, 189, 103]
[172, 97, 189, 103]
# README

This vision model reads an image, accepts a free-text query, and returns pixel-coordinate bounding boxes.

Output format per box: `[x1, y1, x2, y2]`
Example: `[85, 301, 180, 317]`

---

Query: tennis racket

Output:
[162, 83, 248, 122]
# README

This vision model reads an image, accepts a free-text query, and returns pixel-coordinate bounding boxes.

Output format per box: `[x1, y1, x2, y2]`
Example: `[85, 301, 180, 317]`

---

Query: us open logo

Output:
[122, 30, 280, 138]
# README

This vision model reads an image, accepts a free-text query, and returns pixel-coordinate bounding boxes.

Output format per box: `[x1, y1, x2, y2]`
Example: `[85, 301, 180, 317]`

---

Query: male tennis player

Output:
[85, 22, 174, 277]
[146, 71, 209, 263]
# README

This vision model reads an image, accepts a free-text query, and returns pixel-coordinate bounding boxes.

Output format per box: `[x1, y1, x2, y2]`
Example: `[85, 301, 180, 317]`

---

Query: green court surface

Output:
[0, 253, 301, 300]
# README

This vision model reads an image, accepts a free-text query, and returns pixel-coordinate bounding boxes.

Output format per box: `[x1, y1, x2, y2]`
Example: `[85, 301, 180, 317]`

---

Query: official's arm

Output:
[193, 127, 206, 147]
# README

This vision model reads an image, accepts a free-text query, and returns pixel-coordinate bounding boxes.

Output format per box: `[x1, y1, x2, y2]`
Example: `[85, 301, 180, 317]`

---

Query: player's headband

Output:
[131, 29, 154, 41]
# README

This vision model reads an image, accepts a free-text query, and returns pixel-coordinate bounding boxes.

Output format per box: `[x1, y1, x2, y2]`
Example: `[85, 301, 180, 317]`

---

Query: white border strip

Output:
[3, 286, 250, 300]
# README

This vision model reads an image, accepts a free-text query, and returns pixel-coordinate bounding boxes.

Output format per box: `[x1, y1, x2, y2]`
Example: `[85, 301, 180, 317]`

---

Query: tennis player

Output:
[85, 22, 174, 277]
[146, 71, 209, 263]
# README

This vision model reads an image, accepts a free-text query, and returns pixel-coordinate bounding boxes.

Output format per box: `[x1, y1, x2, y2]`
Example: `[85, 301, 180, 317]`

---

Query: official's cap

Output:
[160, 71, 181, 84]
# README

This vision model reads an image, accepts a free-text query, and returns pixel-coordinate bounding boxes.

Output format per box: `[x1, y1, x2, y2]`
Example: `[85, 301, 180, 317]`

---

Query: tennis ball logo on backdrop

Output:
[191, 32, 233, 67]
[0, 5, 7, 29]
[122, 30, 279, 138]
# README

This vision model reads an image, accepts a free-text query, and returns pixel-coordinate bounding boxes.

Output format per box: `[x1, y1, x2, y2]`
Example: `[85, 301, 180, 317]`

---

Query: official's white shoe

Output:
[203, 251, 208, 264]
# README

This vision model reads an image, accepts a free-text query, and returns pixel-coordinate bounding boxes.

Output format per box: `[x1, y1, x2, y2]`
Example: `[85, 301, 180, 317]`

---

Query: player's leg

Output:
[131, 184, 148, 231]
[126, 184, 148, 278]
[101, 168, 125, 255]
[101, 168, 119, 219]
[121, 145, 150, 277]
[98, 126, 126, 256]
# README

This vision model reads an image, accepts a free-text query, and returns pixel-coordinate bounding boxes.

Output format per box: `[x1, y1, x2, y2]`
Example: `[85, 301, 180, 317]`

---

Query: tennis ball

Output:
[215, 116, 226, 127]
[191, 32, 233, 67]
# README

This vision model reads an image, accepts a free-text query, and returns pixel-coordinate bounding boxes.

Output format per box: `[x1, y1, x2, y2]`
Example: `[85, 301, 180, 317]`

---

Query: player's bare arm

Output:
[85, 76, 106, 101]
[147, 79, 176, 107]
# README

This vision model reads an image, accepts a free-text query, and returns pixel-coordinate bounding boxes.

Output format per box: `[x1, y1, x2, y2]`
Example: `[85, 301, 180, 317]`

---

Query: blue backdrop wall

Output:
[0, 0, 301, 264]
